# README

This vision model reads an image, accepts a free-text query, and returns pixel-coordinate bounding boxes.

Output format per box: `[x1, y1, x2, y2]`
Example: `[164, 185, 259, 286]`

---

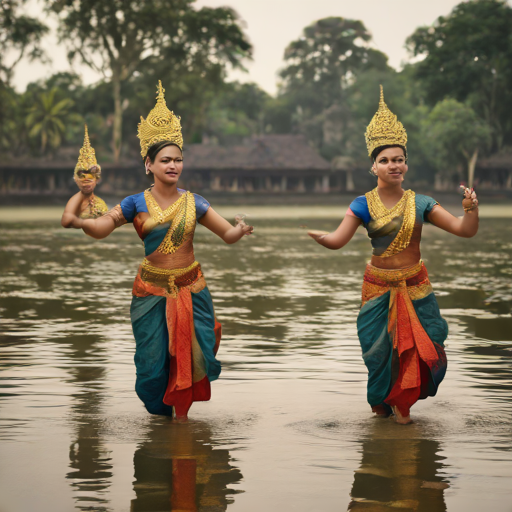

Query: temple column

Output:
[346, 170, 355, 191]
[321, 175, 330, 193]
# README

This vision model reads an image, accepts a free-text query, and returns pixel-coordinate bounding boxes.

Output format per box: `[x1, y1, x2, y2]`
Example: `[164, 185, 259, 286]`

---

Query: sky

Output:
[10, 0, 494, 95]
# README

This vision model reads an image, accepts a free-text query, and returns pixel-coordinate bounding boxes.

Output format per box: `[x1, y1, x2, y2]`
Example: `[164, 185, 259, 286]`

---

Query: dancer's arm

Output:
[61, 191, 116, 239]
[199, 207, 253, 244]
[428, 189, 479, 238]
[308, 214, 361, 250]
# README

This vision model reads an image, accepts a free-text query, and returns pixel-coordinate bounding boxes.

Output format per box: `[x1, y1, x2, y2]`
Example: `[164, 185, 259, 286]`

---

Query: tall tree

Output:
[25, 87, 80, 154]
[406, 0, 512, 151]
[48, 0, 251, 162]
[421, 98, 492, 188]
[0, 0, 48, 86]
[279, 17, 389, 113]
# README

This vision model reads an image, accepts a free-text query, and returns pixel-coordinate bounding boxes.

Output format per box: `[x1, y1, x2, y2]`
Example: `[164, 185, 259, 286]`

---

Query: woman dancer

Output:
[62, 125, 108, 223]
[62, 82, 253, 419]
[309, 86, 478, 424]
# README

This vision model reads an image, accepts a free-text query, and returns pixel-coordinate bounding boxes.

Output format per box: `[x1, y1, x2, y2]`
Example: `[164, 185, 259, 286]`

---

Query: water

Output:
[0, 206, 511, 512]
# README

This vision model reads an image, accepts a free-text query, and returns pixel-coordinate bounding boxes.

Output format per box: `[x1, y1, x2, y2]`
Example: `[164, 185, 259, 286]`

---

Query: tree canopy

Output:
[0, 0, 49, 86]
[406, 0, 512, 151]
[48, 0, 252, 161]
[279, 17, 389, 112]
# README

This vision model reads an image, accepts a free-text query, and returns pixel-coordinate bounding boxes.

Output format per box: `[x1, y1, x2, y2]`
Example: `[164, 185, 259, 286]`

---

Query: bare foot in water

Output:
[372, 404, 391, 418]
[391, 406, 413, 425]
[175, 415, 188, 423]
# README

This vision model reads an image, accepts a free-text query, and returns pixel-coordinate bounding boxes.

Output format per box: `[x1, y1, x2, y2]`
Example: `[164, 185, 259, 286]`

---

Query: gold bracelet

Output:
[463, 205, 478, 213]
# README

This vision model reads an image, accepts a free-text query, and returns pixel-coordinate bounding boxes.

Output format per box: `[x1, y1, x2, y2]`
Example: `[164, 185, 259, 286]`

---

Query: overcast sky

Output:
[11, 0, 504, 95]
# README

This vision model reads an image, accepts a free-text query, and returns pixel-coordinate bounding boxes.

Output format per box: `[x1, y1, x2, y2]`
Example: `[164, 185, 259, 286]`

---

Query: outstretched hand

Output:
[239, 223, 254, 236]
[308, 230, 329, 244]
[460, 186, 478, 212]
[235, 213, 254, 236]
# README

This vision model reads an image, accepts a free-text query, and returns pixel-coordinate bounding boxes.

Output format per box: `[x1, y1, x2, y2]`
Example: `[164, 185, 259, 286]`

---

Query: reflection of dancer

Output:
[131, 420, 242, 512]
[309, 86, 479, 424]
[348, 422, 448, 511]
[61, 82, 253, 419]
[62, 125, 108, 224]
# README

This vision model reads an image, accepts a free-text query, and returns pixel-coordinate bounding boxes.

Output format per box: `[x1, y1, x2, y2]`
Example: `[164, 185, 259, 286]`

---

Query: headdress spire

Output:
[75, 125, 100, 177]
[137, 80, 183, 159]
[365, 85, 407, 157]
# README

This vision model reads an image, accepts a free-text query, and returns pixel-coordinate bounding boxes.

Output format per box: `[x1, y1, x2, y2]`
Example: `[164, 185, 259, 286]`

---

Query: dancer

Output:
[309, 86, 478, 424]
[62, 125, 108, 224]
[62, 82, 253, 419]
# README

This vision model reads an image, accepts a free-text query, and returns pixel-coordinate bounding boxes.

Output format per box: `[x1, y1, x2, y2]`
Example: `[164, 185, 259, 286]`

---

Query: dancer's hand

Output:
[235, 213, 254, 236]
[460, 185, 478, 212]
[240, 223, 254, 236]
[308, 230, 329, 244]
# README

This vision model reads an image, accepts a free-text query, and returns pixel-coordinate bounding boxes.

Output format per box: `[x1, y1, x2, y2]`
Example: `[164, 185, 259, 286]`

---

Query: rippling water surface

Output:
[0, 206, 511, 512]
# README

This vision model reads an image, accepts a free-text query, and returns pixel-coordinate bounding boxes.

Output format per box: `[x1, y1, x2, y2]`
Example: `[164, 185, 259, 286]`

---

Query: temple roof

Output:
[185, 135, 331, 171]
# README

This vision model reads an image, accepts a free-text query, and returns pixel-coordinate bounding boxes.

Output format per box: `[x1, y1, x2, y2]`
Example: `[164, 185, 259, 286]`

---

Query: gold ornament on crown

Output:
[74, 125, 101, 177]
[137, 80, 183, 159]
[365, 85, 407, 157]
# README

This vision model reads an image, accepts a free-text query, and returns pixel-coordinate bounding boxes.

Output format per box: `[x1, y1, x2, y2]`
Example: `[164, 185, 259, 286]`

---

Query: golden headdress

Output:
[74, 125, 100, 177]
[137, 81, 183, 159]
[365, 85, 407, 157]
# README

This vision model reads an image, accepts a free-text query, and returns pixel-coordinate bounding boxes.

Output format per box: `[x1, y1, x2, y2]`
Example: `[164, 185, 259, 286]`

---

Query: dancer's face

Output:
[148, 145, 183, 185]
[372, 147, 408, 186]
[74, 167, 100, 195]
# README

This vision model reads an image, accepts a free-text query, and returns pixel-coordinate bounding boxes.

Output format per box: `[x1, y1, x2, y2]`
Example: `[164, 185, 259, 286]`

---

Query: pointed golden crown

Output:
[365, 85, 407, 157]
[137, 81, 183, 159]
[74, 125, 100, 176]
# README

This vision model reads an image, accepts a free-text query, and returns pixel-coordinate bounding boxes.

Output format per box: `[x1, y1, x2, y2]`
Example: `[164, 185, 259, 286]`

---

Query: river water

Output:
[0, 205, 511, 512]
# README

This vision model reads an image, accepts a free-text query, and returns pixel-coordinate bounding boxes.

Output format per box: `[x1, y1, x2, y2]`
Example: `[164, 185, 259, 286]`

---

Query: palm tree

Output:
[25, 88, 76, 154]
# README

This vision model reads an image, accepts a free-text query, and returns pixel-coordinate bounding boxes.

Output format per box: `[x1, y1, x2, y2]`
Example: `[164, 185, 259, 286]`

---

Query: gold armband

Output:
[103, 204, 127, 228]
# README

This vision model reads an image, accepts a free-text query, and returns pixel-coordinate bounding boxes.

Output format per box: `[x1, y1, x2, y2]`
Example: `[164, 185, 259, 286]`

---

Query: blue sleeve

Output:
[419, 195, 439, 223]
[120, 195, 136, 223]
[349, 196, 371, 226]
[193, 193, 211, 220]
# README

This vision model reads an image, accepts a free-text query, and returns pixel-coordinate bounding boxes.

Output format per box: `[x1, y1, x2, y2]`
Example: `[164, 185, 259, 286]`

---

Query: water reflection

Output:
[0, 214, 512, 511]
[65, 335, 113, 511]
[131, 419, 242, 512]
[348, 422, 448, 512]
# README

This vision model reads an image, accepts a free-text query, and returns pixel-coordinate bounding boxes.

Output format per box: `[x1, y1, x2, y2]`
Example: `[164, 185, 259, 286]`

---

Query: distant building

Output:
[0, 135, 352, 198]
[183, 135, 339, 193]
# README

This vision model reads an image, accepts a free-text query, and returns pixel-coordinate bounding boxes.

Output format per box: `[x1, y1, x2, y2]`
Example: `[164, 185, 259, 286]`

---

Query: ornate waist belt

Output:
[365, 261, 423, 285]
[362, 261, 432, 306]
[138, 259, 203, 297]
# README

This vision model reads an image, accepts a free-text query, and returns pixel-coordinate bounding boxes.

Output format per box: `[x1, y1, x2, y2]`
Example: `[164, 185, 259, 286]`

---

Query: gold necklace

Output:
[365, 187, 416, 257]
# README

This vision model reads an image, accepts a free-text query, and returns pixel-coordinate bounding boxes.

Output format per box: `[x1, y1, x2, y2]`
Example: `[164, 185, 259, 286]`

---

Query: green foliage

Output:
[201, 82, 270, 145]
[48, 0, 252, 161]
[274, 16, 391, 165]
[421, 98, 492, 183]
[406, 0, 512, 150]
[25, 88, 81, 154]
[0, 0, 49, 86]
[279, 17, 390, 112]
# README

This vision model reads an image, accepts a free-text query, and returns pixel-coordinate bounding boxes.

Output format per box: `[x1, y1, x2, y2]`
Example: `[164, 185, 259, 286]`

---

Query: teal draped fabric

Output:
[357, 291, 448, 409]
[130, 287, 220, 416]
[143, 224, 170, 256]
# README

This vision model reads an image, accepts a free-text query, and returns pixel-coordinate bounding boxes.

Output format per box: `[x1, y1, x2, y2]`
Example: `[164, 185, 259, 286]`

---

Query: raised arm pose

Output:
[309, 86, 478, 424]
[62, 82, 253, 420]
[62, 125, 108, 225]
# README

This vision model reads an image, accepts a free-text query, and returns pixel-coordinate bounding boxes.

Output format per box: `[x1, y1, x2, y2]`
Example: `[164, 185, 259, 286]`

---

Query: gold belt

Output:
[366, 261, 423, 283]
[140, 260, 201, 296]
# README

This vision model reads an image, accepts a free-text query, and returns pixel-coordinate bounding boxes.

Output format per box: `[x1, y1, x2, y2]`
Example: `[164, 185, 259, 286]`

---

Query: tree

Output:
[421, 99, 492, 188]
[0, 0, 48, 86]
[406, 0, 512, 151]
[25, 88, 80, 154]
[279, 17, 389, 113]
[49, 0, 252, 162]
[202, 81, 270, 145]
